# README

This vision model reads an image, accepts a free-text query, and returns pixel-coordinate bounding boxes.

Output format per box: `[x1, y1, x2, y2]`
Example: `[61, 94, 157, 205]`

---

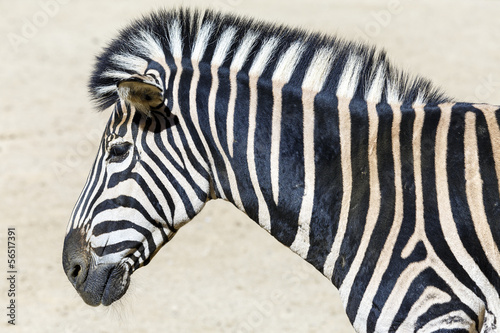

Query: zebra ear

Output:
[117, 74, 164, 115]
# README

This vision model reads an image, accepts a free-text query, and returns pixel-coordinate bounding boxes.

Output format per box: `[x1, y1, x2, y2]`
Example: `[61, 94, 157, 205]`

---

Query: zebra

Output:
[61, 8, 500, 332]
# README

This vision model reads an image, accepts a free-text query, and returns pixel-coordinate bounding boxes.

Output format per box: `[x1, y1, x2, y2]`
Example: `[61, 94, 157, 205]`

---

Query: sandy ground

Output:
[1, 0, 499, 332]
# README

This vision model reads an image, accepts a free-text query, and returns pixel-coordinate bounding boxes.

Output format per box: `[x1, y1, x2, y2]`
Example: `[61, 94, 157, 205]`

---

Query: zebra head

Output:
[62, 73, 212, 306]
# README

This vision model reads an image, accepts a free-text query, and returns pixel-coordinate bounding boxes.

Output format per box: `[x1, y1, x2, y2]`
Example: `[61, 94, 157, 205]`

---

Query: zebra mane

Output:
[89, 8, 451, 111]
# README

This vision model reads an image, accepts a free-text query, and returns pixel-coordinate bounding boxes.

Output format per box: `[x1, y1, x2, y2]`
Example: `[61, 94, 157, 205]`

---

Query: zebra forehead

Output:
[88, 7, 450, 111]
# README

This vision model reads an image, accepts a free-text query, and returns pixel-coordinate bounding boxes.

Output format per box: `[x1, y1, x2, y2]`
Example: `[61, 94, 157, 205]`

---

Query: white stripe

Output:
[208, 29, 244, 210]
[247, 38, 278, 231]
[124, 148, 172, 227]
[386, 78, 401, 104]
[366, 64, 386, 104]
[227, 32, 259, 157]
[231, 31, 259, 71]
[413, 90, 426, 106]
[92, 249, 130, 267]
[191, 22, 213, 62]
[110, 53, 148, 72]
[114, 100, 133, 131]
[68, 145, 105, 232]
[144, 123, 204, 225]
[270, 42, 305, 205]
[70, 105, 120, 232]
[212, 27, 237, 66]
[168, 20, 183, 59]
[131, 30, 165, 61]
[91, 210, 155, 244]
[101, 70, 137, 80]
[301, 47, 335, 92]
[336, 54, 363, 98]
[272, 42, 304, 84]
[159, 117, 183, 167]
[89, 182, 167, 242]
[129, 31, 170, 98]
[95, 85, 117, 96]
[249, 38, 278, 77]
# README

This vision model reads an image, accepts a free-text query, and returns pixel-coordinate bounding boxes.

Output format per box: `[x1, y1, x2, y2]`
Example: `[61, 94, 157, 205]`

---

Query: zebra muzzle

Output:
[62, 229, 131, 306]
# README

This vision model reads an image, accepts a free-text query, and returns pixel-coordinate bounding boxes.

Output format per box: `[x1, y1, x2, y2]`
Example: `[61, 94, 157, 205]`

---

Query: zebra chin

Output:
[62, 228, 133, 306]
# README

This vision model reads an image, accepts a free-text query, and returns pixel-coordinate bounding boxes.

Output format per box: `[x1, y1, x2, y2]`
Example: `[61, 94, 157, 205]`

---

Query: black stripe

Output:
[94, 240, 143, 257]
[271, 80, 304, 246]
[231, 71, 259, 219]
[253, 75, 274, 204]
[306, 92, 341, 271]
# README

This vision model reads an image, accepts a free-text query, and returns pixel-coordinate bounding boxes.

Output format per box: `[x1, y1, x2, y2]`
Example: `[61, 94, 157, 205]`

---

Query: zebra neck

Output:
[187, 51, 412, 283]
[183, 52, 500, 293]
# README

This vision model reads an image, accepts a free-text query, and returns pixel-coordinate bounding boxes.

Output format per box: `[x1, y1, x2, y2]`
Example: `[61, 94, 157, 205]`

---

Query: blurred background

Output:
[1, 0, 499, 332]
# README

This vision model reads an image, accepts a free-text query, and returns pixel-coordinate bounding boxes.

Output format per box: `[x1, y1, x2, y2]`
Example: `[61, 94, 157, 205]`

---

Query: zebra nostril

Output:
[65, 258, 89, 288]
[63, 229, 91, 289]
[70, 264, 82, 280]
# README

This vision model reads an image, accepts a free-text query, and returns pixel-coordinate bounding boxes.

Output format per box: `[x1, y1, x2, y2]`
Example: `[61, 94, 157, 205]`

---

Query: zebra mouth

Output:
[100, 263, 131, 306]
[72, 262, 131, 307]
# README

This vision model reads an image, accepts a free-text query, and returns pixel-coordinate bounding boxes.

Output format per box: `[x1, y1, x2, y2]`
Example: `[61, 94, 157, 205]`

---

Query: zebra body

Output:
[62, 9, 500, 332]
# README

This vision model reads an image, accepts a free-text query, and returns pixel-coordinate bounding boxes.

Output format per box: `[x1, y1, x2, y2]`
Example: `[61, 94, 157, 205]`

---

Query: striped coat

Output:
[63, 9, 500, 332]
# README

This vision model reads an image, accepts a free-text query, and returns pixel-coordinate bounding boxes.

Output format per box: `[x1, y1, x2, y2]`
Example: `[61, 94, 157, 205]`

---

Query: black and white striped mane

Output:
[89, 8, 450, 111]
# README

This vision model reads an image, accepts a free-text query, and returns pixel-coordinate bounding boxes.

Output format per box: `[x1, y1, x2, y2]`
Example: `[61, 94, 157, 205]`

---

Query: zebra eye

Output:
[107, 142, 132, 163]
